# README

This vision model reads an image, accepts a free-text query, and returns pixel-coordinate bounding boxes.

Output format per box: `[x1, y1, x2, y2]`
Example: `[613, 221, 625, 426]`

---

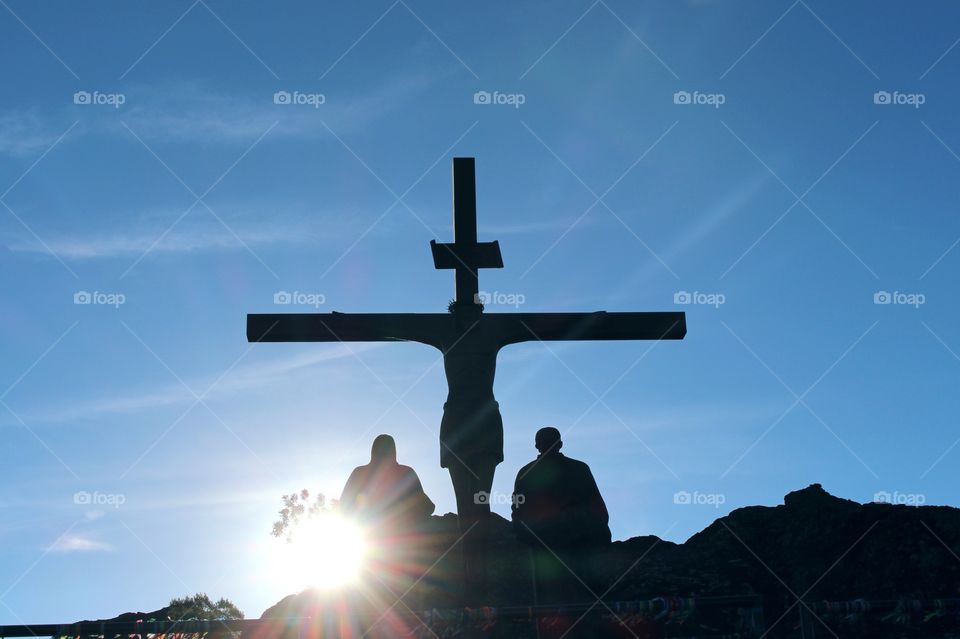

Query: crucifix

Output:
[247, 158, 685, 581]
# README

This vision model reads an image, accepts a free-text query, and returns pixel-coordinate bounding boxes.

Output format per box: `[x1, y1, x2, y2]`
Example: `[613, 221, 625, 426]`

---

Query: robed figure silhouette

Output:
[512, 427, 611, 548]
[340, 434, 435, 532]
[339, 435, 435, 620]
[513, 427, 610, 629]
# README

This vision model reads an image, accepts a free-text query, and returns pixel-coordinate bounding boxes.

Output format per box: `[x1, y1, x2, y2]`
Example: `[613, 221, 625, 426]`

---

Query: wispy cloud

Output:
[49, 534, 115, 553]
[660, 171, 769, 262]
[632, 399, 784, 432]
[6, 213, 314, 259]
[21, 345, 379, 424]
[480, 217, 598, 236]
[596, 172, 770, 304]
[2, 200, 369, 259]
[0, 75, 435, 158]
[0, 111, 75, 157]
[7, 224, 283, 259]
[116, 76, 434, 143]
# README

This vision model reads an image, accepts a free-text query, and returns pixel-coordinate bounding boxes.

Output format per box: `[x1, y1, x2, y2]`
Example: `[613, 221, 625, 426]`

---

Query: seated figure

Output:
[340, 434, 435, 533]
[512, 427, 611, 549]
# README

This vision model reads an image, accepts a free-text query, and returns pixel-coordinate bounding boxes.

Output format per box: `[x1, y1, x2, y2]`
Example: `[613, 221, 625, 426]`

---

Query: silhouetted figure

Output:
[513, 426, 610, 632]
[340, 434, 435, 532]
[439, 301, 502, 565]
[512, 427, 611, 548]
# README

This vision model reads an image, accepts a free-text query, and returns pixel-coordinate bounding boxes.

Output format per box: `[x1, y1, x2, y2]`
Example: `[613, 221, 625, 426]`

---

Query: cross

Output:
[247, 157, 685, 543]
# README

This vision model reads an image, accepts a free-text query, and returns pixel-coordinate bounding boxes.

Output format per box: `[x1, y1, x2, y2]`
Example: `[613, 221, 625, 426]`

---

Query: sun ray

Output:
[273, 513, 368, 591]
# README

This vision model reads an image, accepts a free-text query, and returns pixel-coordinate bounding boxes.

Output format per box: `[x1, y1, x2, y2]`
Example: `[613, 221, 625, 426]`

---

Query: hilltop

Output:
[78, 486, 960, 637]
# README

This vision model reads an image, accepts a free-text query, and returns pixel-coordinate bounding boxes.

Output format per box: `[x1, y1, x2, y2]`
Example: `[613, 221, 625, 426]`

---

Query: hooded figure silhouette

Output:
[340, 435, 435, 532]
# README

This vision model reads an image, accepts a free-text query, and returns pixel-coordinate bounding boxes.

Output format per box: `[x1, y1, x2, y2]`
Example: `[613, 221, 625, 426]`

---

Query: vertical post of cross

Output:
[452, 157, 479, 305]
[431, 158, 503, 305]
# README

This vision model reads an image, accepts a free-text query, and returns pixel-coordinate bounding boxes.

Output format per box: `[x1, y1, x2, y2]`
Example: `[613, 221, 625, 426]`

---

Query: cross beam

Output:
[248, 311, 685, 343]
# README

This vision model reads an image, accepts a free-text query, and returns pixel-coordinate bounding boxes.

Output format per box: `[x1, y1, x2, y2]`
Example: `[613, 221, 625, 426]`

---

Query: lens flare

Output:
[275, 514, 367, 590]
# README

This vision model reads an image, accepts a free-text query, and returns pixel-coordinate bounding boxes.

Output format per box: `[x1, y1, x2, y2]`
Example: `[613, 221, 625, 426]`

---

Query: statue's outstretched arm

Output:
[247, 312, 450, 348]
[488, 312, 686, 347]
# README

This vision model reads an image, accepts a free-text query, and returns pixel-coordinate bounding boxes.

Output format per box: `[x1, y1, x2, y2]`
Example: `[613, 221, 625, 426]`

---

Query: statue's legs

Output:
[447, 455, 497, 604]
[439, 395, 503, 608]
[448, 455, 496, 519]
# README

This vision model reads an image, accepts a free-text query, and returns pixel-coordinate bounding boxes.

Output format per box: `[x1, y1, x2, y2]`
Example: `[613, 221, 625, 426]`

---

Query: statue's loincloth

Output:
[439, 396, 504, 468]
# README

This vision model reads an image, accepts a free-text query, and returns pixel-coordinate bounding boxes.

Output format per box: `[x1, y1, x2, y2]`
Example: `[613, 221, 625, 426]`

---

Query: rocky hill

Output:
[76, 485, 960, 637]
[262, 484, 960, 637]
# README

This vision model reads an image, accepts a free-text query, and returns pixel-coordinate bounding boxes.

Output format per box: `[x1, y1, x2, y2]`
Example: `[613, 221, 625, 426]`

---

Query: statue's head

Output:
[448, 299, 483, 326]
[370, 434, 397, 464]
[535, 427, 562, 455]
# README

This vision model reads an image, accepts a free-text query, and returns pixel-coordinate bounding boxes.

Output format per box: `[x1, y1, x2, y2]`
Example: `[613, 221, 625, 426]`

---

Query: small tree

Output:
[271, 489, 336, 542]
[167, 593, 243, 620]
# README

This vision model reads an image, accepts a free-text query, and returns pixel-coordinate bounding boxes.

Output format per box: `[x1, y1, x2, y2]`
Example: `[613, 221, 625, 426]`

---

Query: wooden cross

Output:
[247, 157, 685, 523]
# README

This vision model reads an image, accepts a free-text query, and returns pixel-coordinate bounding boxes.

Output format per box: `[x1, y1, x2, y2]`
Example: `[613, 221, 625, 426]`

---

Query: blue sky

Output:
[2, 0, 960, 622]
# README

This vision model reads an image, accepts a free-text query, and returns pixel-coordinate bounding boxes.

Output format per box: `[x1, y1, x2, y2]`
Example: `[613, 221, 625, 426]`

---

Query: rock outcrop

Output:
[262, 484, 960, 637]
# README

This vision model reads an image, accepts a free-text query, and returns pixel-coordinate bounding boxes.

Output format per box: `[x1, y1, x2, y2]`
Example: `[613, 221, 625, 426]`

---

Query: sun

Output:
[274, 513, 368, 591]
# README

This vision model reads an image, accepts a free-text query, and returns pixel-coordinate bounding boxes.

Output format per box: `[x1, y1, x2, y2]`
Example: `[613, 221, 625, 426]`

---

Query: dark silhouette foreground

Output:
[511, 427, 610, 632]
[512, 427, 611, 549]
[258, 484, 960, 638]
[70, 486, 960, 638]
